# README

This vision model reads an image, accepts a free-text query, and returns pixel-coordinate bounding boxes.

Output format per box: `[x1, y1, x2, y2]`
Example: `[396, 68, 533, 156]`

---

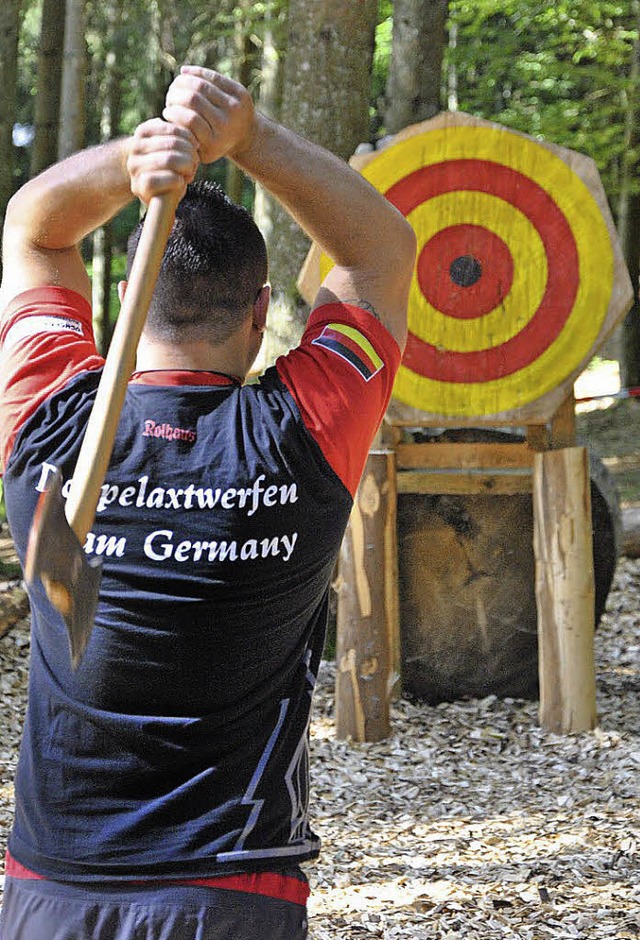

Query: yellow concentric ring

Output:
[322, 125, 614, 416]
[407, 192, 547, 352]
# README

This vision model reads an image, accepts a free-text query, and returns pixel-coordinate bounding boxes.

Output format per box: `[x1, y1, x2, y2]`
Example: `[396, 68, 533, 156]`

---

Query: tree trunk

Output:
[91, 0, 125, 356]
[447, 20, 459, 112]
[618, 15, 640, 388]
[226, 5, 259, 205]
[31, 0, 66, 177]
[260, 0, 378, 367]
[149, 0, 178, 119]
[253, 5, 284, 252]
[92, 225, 114, 355]
[384, 0, 449, 136]
[58, 0, 87, 159]
[0, 0, 22, 282]
[252, 5, 285, 372]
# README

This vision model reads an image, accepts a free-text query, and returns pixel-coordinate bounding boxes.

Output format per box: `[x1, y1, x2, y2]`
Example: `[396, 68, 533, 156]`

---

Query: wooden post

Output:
[335, 451, 400, 742]
[533, 446, 597, 733]
[527, 392, 576, 452]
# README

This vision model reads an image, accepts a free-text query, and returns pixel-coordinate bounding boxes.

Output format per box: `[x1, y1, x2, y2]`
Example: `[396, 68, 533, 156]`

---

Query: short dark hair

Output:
[127, 180, 268, 344]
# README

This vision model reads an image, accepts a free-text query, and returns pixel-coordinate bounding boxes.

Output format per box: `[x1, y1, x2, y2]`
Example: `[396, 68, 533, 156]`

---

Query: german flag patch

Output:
[312, 323, 384, 382]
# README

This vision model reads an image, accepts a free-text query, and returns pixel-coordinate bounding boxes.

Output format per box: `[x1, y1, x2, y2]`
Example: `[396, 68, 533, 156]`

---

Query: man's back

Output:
[4, 346, 353, 879]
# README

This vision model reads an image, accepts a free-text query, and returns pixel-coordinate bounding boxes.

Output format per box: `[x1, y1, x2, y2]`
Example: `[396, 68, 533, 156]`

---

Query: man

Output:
[0, 66, 415, 939]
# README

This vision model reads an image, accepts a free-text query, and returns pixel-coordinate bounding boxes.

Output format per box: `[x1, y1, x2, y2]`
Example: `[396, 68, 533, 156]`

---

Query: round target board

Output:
[315, 117, 624, 419]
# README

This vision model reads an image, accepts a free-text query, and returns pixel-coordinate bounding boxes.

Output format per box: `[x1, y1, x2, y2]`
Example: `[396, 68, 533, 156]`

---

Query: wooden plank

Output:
[533, 447, 597, 733]
[385, 393, 572, 428]
[335, 451, 399, 742]
[526, 395, 576, 451]
[397, 470, 533, 496]
[396, 441, 534, 470]
[527, 424, 550, 451]
[548, 393, 577, 449]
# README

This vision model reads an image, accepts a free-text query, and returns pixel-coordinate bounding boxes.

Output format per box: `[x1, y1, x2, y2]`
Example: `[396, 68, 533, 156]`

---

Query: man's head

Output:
[126, 180, 268, 346]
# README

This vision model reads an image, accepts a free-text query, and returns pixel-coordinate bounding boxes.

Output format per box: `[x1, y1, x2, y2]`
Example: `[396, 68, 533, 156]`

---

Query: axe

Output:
[25, 192, 179, 669]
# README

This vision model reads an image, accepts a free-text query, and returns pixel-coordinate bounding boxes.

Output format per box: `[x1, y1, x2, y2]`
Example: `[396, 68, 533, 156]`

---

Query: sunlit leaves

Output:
[448, 0, 639, 202]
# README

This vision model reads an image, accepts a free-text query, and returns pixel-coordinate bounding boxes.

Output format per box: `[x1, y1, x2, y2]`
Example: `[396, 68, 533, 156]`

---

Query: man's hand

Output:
[127, 119, 199, 205]
[163, 66, 257, 165]
[1, 116, 199, 307]
[162, 62, 414, 349]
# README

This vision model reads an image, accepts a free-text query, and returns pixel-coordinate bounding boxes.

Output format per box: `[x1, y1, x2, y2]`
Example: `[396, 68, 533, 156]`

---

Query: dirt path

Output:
[306, 561, 639, 939]
[0, 557, 638, 938]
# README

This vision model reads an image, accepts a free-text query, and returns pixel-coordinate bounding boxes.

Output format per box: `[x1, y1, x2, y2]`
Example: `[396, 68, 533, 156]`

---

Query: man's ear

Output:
[117, 280, 127, 304]
[252, 284, 270, 334]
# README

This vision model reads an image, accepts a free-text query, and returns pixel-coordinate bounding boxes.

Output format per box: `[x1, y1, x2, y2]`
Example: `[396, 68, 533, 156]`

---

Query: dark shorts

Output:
[0, 876, 309, 940]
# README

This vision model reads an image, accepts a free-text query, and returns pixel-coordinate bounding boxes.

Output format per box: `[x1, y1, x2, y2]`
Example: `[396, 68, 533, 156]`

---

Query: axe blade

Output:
[25, 470, 102, 669]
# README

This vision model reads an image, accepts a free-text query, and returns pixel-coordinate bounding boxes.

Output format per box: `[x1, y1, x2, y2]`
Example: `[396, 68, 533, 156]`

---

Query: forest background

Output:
[1, 12, 638, 935]
[2, 0, 640, 396]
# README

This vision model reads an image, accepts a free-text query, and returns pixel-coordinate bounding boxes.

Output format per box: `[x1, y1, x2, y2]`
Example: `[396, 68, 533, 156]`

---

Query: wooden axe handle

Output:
[65, 193, 180, 541]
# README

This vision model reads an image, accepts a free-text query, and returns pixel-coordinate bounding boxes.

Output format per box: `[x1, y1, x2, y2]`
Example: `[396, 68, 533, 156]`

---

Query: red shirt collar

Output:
[130, 370, 242, 387]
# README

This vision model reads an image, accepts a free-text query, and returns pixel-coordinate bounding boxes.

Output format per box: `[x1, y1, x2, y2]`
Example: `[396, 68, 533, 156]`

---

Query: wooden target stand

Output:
[299, 112, 633, 740]
[336, 396, 593, 743]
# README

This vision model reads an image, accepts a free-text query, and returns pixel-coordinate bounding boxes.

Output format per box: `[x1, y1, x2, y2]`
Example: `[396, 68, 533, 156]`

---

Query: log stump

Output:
[398, 431, 621, 703]
[533, 446, 597, 732]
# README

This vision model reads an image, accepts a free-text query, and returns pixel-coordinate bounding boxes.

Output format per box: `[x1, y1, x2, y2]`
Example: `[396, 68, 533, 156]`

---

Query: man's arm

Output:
[0, 121, 199, 315]
[0, 121, 199, 471]
[163, 66, 416, 349]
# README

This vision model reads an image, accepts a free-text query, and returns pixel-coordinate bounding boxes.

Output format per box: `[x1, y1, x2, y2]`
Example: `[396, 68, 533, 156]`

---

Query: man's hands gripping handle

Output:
[127, 118, 199, 206]
[163, 66, 258, 165]
[162, 65, 415, 350]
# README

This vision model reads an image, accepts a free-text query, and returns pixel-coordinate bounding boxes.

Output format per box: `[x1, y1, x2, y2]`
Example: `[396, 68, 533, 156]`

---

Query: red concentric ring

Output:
[385, 160, 580, 384]
[417, 224, 514, 321]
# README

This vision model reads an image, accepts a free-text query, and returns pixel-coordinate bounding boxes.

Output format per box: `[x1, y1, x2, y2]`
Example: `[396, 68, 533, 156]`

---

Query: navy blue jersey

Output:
[0, 288, 401, 882]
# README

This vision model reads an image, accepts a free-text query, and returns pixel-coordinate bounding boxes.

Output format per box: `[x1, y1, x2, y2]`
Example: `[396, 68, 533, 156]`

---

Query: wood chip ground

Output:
[0, 559, 638, 938]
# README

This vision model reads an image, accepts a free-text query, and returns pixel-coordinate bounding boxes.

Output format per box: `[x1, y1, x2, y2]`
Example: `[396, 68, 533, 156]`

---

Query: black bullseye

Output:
[450, 255, 482, 287]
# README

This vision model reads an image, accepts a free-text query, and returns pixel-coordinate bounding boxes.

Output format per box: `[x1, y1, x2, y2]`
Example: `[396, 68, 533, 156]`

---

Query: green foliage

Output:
[448, 0, 640, 205]
[371, 7, 393, 134]
[13, 0, 42, 190]
[108, 252, 127, 325]
[13, 0, 640, 206]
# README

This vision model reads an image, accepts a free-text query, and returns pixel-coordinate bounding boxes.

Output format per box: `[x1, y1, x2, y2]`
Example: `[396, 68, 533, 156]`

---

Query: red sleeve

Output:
[276, 303, 402, 497]
[0, 287, 104, 470]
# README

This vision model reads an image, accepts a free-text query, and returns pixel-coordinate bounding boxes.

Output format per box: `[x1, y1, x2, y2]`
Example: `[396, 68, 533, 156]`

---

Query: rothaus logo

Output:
[143, 419, 197, 443]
